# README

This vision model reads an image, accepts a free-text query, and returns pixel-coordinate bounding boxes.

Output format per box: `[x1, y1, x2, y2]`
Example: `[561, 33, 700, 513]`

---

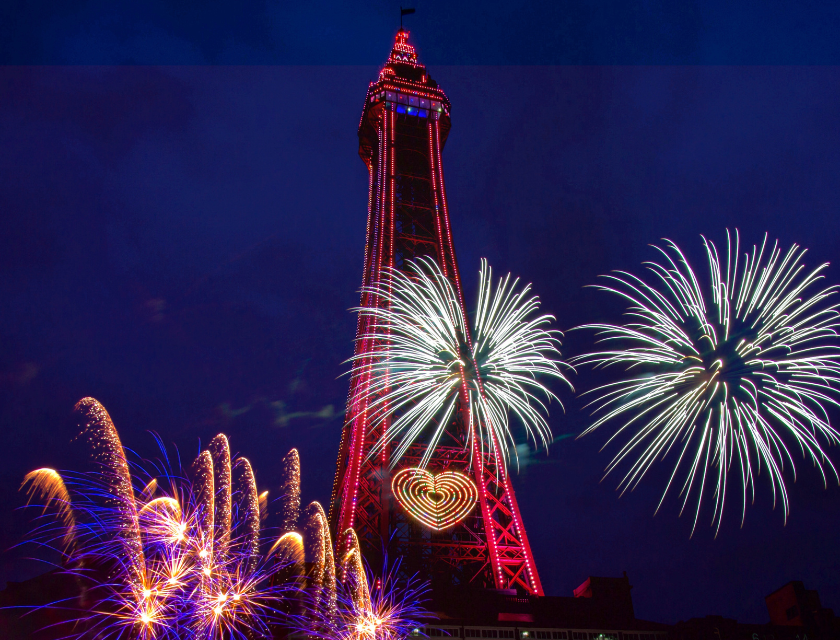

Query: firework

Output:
[350, 257, 570, 471]
[299, 531, 430, 640]
[289, 514, 431, 640]
[22, 398, 430, 639]
[21, 468, 76, 553]
[267, 531, 304, 564]
[337, 528, 371, 616]
[193, 449, 216, 580]
[258, 491, 269, 522]
[232, 457, 261, 575]
[575, 231, 840, 532]
[21, 398, 307, 639]
[348, 557, 429, 640]
[74, 397, 146, 598]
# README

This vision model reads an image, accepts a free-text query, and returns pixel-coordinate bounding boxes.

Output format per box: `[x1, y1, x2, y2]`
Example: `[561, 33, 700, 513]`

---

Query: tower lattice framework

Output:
[329, 30, 543, 596]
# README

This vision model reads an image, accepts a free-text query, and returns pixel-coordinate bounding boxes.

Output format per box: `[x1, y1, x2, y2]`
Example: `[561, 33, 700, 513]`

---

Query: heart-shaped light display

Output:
[391, 468, 478, 530]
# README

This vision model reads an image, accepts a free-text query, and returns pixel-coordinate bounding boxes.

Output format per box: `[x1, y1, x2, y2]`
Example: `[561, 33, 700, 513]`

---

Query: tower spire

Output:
[387, 26, 419, 70]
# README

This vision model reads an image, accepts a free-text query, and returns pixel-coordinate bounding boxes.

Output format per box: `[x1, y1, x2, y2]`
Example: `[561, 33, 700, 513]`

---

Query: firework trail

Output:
[278, 448, 301, 533]
[337, 528, 371, 617]
[191, 446, 218, 613]
[574, 231, 840, 533]
[302, 501, 337, 627]
[209, 434, 232, 556]
[350, 257, 571, 471]
[73, 398, 147, 598]
[232, 457, 260, 576]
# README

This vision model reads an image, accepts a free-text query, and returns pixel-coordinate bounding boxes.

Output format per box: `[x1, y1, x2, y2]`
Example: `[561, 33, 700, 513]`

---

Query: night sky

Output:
[3, 0, 840, 627]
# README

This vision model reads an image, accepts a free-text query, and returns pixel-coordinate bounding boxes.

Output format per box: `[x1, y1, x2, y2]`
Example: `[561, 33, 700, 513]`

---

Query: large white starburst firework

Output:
[575, 230, 840, 533]
[349, 257, 571, 471]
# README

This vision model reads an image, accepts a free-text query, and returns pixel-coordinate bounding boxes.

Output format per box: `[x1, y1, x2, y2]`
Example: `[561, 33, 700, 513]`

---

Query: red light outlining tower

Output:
[329, 29, 543, 596]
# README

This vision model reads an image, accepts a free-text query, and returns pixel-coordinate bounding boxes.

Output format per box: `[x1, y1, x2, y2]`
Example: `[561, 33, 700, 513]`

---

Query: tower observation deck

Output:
[329, 29, 543, 596]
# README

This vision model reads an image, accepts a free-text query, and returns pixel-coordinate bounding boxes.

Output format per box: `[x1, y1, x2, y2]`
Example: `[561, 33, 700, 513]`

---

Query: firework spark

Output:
[575, 231, 840, 533]
[350, 257, 570, 471]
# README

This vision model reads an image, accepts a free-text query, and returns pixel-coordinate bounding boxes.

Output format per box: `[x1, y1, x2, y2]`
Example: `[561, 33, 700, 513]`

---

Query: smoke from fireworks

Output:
[350, 258, 570, 471]
[21, 398, 430, 639]
[575, 231, 840, 533]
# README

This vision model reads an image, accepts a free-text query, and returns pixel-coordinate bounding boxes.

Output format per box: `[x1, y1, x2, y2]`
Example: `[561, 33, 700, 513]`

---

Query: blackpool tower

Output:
[329, 29, 543, 596]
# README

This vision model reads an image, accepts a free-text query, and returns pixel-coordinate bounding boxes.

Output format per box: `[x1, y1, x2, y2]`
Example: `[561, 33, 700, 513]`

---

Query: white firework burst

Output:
[575, 230, 840, 533]
[349, 257, 571, 471]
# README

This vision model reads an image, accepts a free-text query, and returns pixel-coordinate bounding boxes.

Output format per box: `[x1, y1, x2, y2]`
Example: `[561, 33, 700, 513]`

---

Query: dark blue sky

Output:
[3, 0, 840, 64]
[2, 0, 840, 627]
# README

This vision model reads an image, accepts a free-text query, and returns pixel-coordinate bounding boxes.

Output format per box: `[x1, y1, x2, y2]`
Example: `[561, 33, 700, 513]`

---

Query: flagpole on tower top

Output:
[400, 6, 415, 29]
